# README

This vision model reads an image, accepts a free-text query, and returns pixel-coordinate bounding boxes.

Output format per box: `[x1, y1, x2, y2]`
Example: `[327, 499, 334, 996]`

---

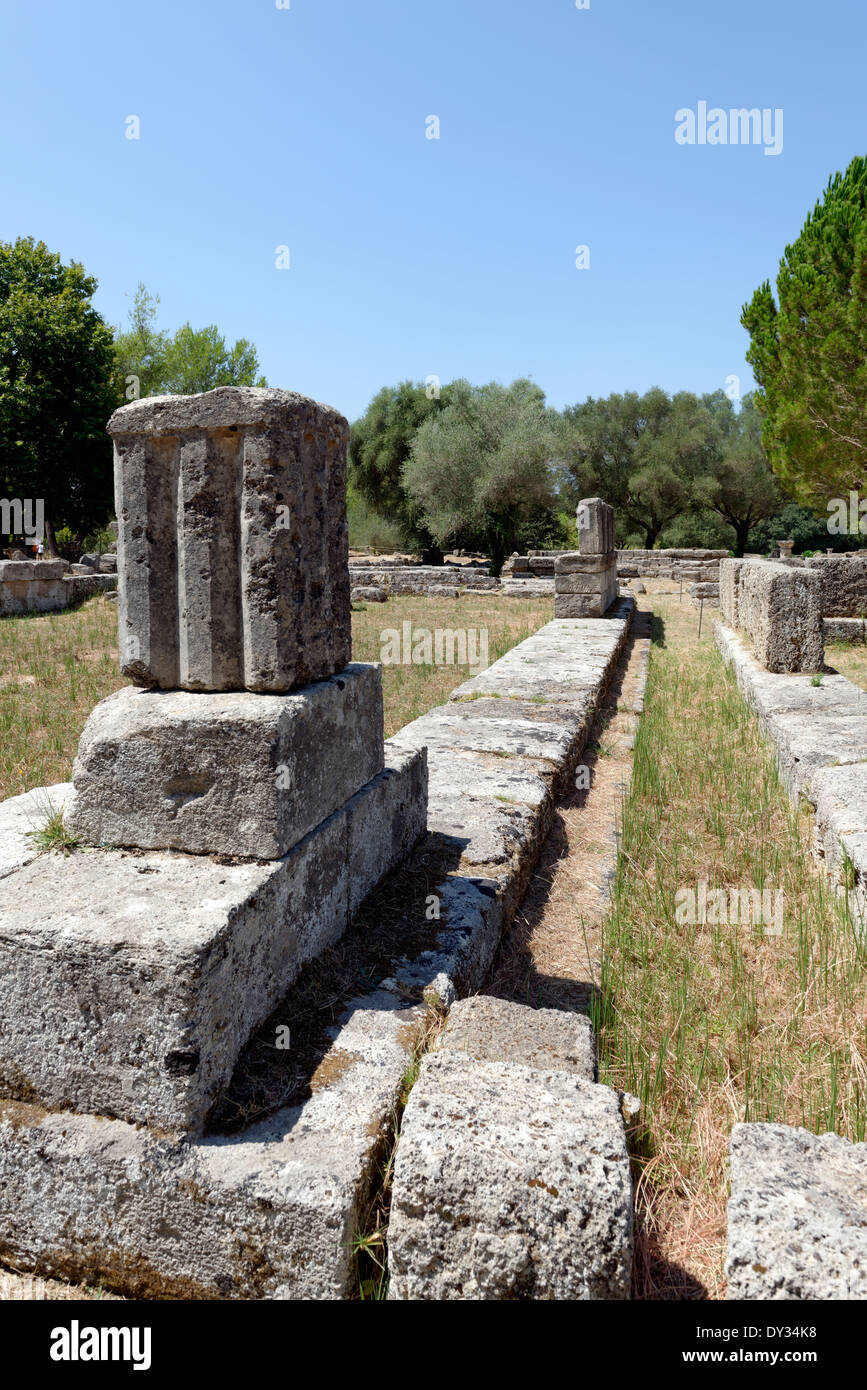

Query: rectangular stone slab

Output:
[726, 1122, 867, 1299]
[388, 1052, 632, 1299]
[66, 663, 384, 859]
[109, 386, 351, 692]
[0, 991, 426, 1300]
[738, 560, 824, 672]
[438, 996, 596, 1078]
[554, 590, 618, 619]
[0, 745, 427, 1135]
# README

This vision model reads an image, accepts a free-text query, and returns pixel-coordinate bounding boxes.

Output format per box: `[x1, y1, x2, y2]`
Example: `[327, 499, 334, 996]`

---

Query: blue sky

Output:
[1, 0, 863, 422]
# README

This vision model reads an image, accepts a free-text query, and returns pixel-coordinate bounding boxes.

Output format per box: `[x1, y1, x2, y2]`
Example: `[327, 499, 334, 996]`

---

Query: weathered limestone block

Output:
[555, 571, 616, 595]
[554, 553, 613, 576]
[388, 1051, 632, 1299]
[501, 578, 554, 597]
[0, 573, 70, 616]
[64, 574, 118, 604]
[438, 996, 596, 1078]
[577, 496, 614, 556]
[556, 507, 617, 618]
[726, 1122, 867, 1299]
[739, 560, 824, 672]
[554, 590, 617, 619]
[109, 386, 351, 692]
[806, 553, 867, 617]
[350, 585, 387, 603]
[719, 557, 743, 628]
[0, 559, 64, 581]
[824, 616, 866, 643]
[66, 663, 384, 859]
[0, 746, 427, 1135]
[0, 991, 427, 1300]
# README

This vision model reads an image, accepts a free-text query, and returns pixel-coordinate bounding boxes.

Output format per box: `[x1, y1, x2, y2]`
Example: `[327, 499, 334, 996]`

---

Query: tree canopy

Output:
[559, 388, 720, 547]
[113, 284, 266, 400]
[692, 392, 782, 555]
[741, 154, 867, 508]
[402, 378, 562, 574]
[348, 380, 453, 560]
[0, 237, 116, 549]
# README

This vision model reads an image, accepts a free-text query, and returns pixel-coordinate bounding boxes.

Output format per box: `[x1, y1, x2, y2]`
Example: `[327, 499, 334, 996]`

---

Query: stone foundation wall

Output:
[616, 548, 726, 580]
[348, 565, 499, 594]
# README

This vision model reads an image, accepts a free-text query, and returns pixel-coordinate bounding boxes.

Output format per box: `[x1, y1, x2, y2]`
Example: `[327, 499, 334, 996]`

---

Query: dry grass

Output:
[0, 598, 125, 802]
[351, 593, 553, 737]
[0, 592, 554, 801]
[596, 594, 867, 1299]
[825, 638, 867, 690]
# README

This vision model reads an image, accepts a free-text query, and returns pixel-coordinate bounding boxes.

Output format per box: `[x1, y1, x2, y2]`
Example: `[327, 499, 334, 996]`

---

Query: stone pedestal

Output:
[0, 559, 69, 616]
[554, 498, 618, 618]
[0, 386, 429, 1173]
[67, 664, 384, 859]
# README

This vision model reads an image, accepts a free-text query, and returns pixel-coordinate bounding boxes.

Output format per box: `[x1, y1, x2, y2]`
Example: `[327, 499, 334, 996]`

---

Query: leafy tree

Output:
[114, 283, 266, 400]
[348, 381, 452, 561]
[747, 501, 857, 555]
[560, 388, 718, 546]
[742, 155, 867, 508]
[112, 284, 169, 400]
[692, 392, 782, 555]
[0, 237, 116, 552]
[402, 378, 560, 574]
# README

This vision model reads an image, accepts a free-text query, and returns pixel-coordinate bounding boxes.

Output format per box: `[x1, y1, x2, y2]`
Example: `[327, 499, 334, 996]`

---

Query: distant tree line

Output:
[349, 378, 810, 573]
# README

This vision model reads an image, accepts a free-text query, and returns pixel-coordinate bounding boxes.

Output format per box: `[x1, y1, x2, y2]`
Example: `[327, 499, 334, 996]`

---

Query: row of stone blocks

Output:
[714, 620, 867, 926]
[389, 997, 634, 1299]
[0, 560, 116, 617]
[720, 558, 824, 673]
[0, 596, 635, 1297]
[347, 566, 499, 594]
[709, 621, 867, 1298]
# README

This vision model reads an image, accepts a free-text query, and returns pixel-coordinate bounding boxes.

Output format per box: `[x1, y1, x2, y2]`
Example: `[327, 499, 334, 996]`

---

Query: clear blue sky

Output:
[1, 0, 863, 422]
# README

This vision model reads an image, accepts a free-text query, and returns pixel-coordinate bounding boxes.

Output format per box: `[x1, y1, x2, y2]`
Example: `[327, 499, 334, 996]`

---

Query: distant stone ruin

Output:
[554, 498, 618, 618]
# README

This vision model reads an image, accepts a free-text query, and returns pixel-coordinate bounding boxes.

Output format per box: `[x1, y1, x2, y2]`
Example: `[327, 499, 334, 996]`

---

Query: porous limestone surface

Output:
[66, 664, 384, 859]
[388, 1051, 632, 1300]
[449, 609, 631, 705]
[716, 620, 867, 931]
[0, 746, 426, 1134]
[824, 616, 866, 643]
[438, 995, 596, 1079]
[110, 386, 351, 692]
[0, 991, 426, 1300]
[726, 1122, 867, 1300]
[738, 560, 824, 673]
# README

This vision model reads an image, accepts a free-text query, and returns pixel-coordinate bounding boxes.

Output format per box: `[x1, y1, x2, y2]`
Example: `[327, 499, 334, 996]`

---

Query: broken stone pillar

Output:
[2, 386, 428, 1139]
[110, 388, 351, 693]
[777, 539, 795, 559]
[554, 497, 618, 618]
[67, 388, 381, 859]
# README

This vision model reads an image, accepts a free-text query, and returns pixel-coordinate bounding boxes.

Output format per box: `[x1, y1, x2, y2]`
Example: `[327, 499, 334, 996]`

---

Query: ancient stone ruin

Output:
[0, 387, 427, 1171]
[554, 497, 618, 618]
[0, 558, 116, 616]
